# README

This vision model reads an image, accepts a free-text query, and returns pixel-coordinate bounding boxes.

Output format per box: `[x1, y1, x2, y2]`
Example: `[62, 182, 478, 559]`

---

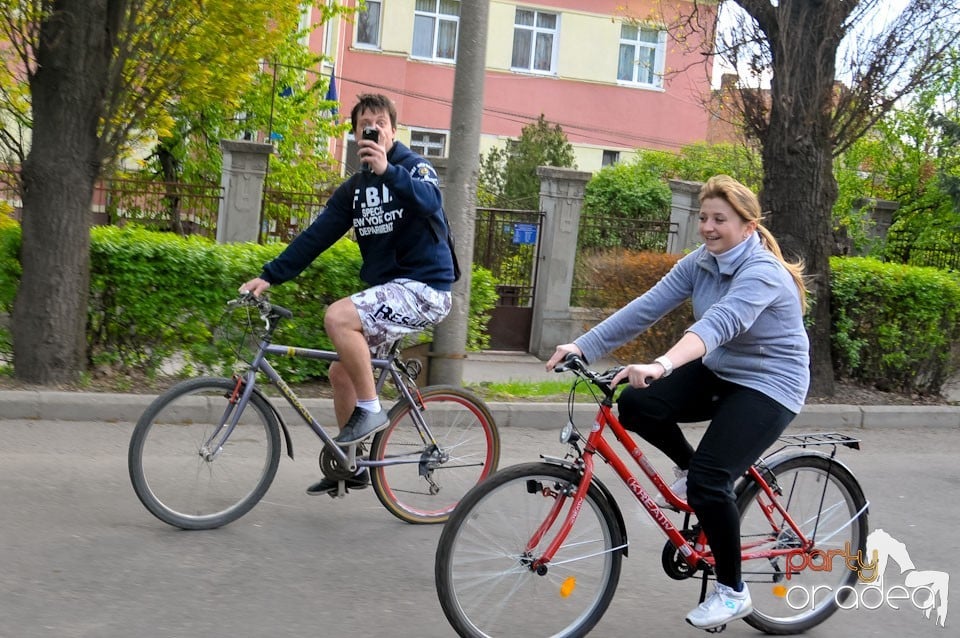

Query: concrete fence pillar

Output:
[853, 197, 899, 254]
[528, 166, 592, 359]
[667, 179, 703, 253]
[216, 140, 273, 243]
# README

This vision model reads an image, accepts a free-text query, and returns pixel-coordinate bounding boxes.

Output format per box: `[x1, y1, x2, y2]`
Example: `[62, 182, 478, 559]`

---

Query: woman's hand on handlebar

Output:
[239, 277, 271, 297]
[546, 344, 583, 371]
[611, 363, 664, 389]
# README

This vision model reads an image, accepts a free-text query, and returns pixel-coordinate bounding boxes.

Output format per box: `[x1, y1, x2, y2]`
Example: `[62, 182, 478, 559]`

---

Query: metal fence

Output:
[572, 216, 678, 304]
[1, 169, 336, 244]
[886, 231, 960, 272]
[473, 207, 544, 307]
[94, 177, 223, 238]
[260, 188, 330, 243]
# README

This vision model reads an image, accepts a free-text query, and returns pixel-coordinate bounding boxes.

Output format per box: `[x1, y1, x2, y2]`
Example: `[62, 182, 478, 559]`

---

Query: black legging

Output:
[617, 359, 797, 588]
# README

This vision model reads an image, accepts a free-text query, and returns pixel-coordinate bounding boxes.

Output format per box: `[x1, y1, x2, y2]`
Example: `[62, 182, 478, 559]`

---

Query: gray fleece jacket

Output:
[575, 234, 810, 412]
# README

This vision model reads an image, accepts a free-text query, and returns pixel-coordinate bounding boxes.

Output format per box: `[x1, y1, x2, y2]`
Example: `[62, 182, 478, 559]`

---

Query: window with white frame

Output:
[511, 8, 558, 73]
[356, 0, 382, 48]
[409, 129, 448, 158]
[298, 4, 313, 46]
[412, 0, 460, 61]
[323, 0, 337, 56]
[617, 24, 666, 87]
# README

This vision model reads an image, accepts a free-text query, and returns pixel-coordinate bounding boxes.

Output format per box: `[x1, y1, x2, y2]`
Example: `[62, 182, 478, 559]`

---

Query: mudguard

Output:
[251, 385, 295, 460]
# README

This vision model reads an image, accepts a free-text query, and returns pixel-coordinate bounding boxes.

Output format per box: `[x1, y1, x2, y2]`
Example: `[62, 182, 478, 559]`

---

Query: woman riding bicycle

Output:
[546, 174, 810, 630]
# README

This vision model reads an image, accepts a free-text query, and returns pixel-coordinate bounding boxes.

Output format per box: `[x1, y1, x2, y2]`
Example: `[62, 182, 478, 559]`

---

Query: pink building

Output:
[309, 0, 717, 174]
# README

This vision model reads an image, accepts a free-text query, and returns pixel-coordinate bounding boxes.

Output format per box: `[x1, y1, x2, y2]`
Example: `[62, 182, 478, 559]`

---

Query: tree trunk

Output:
[756, 2, 843, 397]
[762, 140, 837, 397]
[12, 2, 114, 384]
[157, 144, 185, 234]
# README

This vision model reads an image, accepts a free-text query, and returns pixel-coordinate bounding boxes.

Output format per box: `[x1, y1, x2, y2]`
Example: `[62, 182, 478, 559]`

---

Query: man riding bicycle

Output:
[242, 93, 456, 496]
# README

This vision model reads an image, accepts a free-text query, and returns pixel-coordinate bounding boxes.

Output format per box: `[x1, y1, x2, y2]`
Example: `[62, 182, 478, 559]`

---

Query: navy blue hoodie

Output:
[260, 142, 455, 291]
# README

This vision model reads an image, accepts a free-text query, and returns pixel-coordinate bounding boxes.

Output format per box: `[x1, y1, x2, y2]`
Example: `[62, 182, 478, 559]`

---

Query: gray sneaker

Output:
[334, 407, 389, 445]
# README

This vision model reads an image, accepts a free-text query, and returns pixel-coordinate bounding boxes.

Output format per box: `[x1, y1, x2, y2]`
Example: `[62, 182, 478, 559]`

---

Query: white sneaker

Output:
[655, 467, 688, 510]
[685, 582, 753, 629]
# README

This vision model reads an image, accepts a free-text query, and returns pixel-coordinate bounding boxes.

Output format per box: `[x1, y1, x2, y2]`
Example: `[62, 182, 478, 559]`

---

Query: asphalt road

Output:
[1, 421, 956, 638]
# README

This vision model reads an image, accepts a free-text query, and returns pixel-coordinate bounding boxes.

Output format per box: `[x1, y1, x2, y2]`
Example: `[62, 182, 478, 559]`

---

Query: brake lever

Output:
[596, 366, 625, 384]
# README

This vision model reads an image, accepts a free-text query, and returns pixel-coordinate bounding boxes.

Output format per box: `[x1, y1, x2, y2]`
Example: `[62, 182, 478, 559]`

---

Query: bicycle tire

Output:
[436, 462, 624, 638]
[736, 453, 868, 634]
[369, 385, 499, 524]
[128, 377, 282, 530]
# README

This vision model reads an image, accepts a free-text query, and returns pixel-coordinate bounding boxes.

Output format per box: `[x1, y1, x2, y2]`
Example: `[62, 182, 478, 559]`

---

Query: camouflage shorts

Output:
[351, 279, 452, 356]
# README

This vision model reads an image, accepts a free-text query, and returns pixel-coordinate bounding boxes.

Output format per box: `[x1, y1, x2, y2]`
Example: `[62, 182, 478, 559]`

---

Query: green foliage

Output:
[0, 224, 495, 381]
[848, 51, 960, 257]
[478, 115, 576, 209]
[577, 250, 960, 397]
[582, 160, 671, 221]
[832, 135, 890, 253]
[467, 266, 498, 351]
[578, 141, 761, 253]
[638, 142, 762, 191]
[140, 2, 354, 203]
[0, 222, 21, 364]
[830, 257, 960, 394]
[477, 146, 507, 207]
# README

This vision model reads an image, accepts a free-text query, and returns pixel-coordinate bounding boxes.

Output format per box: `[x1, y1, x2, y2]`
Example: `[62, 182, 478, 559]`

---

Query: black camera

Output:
[362, 126, 379, 143]
[360, 126, 379, 172]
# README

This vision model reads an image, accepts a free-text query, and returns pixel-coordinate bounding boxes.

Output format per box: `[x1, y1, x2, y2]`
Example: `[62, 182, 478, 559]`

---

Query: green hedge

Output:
[582, 249, 960, 396]
[0, 224, 496, 382]
[830, 256, 960, 394]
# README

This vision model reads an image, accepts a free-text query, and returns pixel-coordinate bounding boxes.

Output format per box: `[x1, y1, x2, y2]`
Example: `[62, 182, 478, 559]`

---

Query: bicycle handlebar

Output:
[229, 292, 293, 332]
[554, 353, 626, 396]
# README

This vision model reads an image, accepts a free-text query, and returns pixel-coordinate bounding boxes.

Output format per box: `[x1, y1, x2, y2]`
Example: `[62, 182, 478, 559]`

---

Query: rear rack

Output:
[776, 432, 861, 451]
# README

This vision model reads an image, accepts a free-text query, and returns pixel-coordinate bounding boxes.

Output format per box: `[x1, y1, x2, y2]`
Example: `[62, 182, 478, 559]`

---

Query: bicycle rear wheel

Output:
[369, 385, 499, 524]
[737, 453, 868, 634]
[436, 462, 624, 638]
[128, 377, 281, 530]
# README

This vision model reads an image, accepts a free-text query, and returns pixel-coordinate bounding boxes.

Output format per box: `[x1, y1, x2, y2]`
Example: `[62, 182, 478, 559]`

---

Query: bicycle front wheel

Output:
[369, 385, 499, 524]
[737, 453, 868, 634]
[436, 462, 624, 638]
[128, 377, 281, 530]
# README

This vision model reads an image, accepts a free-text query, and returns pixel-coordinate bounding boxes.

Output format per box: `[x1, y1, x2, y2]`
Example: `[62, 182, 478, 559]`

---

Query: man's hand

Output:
[358, 138, 388, 175]
[239, 278, 271, 297]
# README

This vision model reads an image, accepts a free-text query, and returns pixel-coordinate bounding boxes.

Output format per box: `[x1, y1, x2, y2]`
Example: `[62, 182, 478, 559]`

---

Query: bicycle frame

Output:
[207, 332, 429, 474]
[533, 397, 818, 574]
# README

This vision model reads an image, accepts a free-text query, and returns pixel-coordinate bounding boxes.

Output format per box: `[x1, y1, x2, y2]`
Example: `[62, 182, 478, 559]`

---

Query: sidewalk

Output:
[1, 350, 958, 429]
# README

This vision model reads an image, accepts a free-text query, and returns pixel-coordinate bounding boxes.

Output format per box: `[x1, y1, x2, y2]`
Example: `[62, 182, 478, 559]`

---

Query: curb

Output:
[1, 390, 958, 430]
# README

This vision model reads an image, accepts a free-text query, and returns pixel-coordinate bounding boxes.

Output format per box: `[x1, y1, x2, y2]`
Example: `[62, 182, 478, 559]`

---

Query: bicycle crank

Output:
[319, 442, 366, 480]
[661, 529, 700, 580]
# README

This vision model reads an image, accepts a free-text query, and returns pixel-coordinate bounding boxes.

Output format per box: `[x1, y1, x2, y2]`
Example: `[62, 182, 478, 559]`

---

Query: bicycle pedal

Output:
[704, 624, 726, 634]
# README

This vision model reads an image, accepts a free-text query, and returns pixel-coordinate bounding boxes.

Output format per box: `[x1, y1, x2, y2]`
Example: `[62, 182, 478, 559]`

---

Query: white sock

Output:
[357, 398, 381, 414]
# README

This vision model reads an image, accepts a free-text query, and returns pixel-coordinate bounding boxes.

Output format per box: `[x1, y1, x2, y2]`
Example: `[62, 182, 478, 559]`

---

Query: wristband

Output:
[654, 355, 674, 377]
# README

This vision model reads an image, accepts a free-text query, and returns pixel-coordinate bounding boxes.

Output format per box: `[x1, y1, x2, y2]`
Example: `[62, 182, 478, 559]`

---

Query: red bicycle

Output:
[435, 354, 869, 636]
